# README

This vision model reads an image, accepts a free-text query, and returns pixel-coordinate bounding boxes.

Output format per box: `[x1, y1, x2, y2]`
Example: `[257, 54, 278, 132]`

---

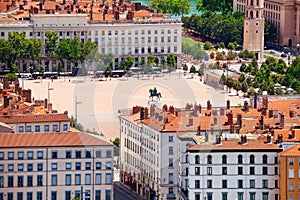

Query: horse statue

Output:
[149, 87, 162, 101]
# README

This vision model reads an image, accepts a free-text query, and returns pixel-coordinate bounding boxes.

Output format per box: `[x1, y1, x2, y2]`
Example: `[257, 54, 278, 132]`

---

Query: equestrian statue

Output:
[149, 87, 162, 101]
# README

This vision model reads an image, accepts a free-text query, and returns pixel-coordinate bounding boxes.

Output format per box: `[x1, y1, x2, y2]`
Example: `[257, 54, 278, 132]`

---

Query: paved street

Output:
[114, 182, 144, 200]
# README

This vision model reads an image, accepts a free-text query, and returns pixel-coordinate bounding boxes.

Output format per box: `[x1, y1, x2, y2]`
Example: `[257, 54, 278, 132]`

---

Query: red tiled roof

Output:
[0, 132, 112, 147]
[0, 113, 70, 123]
[279, 143, 300, 156]
[188, 138, 281, 151]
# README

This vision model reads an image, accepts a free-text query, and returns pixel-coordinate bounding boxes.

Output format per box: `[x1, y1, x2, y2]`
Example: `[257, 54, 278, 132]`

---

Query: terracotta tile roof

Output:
[43, 1, 58, 10]
[188, 137, 282, 151]
[0, 113, 70, 123]
[0, 132, 112, 147]
[279, 143, 300, 156]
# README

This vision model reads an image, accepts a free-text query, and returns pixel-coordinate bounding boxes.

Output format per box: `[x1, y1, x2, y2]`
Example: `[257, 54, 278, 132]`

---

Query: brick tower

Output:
[243, 0, 264, 62]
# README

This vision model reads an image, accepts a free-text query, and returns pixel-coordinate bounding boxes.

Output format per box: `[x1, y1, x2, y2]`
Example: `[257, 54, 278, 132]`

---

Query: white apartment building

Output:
[0, 14, 182, 72]
[0, 113, 70, 133]
[0, 131, 114, 200]
[187, 136, 282, 200]
[120, 106, 181, 200]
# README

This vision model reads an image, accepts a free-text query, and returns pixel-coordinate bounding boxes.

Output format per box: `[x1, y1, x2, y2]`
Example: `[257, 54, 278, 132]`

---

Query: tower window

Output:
[256, 30, 259, 33]
[256, 22, 259, 26]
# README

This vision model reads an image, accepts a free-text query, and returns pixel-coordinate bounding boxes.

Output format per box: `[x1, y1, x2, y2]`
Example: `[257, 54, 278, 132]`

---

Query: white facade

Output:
[0, 132, 114, 200]
[0, 14, 182, 71]
[120, 115, 180, 199]
[187, 145, 280, 200]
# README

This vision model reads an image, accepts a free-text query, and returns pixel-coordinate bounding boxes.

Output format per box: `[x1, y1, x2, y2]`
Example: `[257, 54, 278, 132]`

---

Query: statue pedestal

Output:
[148, 100, 162, 109]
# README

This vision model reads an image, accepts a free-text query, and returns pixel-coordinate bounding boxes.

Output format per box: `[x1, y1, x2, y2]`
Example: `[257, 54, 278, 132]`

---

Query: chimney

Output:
[150, 105, 155, 117]
[90, 5, 93, 20]
[265, 134, 271, 144]
[193, 104, 198, 116]
[254, 92, 257, 109]
[262, 96, 268, 110]
[14, 81, 19, 93]
[189, 118, 193, 126]
[230, 125, 234, 133]
[259, 115, 264, 130]
[39, 2, 43, 11]
[207, 100, 211, 110]
[215, 135, 221, 144]
[3, 76, 9, 89]
[237, 113, 242, 129]
[44, 98, 48, 109]
[213, 117, 217, 126]
[289, 127, 295, 139]
[25, 89, 31, 103]
[132, 106, 139, 115]
[3, 95, 9, 108]
[163, 104, 168, 112]
[227, 112, 233, 125]
[198, 104, 202, 114]
[140, 107, 144, 120]
[226, 100, 230, 109]
[290, 110, 297, 118]
[23, 0, 27, 6]
[169, 106, 175, 115]
[278, 134, 283, 143]
[240, 135, 247, 144]
[261, 106, 267, 116]
[197, 125, 200, 135]
[211, 127, 214, 135]
[269, 110, 273, 118]
[48, 103, 52, 113]
[144, 107, 148, 119]
[205, 133, 208, 142]
[280, 113, 285, 129]
[243, 101, 249, 112]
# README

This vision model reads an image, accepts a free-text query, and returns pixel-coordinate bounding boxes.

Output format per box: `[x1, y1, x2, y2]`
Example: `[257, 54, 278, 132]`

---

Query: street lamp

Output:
[75, 96, 82, 121]
[48, 82, 54, 103]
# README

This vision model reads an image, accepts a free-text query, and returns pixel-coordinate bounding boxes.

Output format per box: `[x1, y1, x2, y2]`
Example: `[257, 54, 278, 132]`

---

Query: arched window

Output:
[250, 155, 255, 164]
[238, 155, 243, 164]
[263, 155, 268, 164]
[257, 0, 259, 6]
[195, 155, 200, 164]
[207, 155, 212, 164]
[250, 0, 254, 6]
[250, 11, 253, 18]
[222, 155, 227, 164]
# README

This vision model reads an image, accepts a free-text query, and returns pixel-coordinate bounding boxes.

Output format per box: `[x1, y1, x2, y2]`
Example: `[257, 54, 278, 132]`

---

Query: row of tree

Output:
[182, 38, 208, 60]
[182, 11, 244, 46]
[149, 0, 190, 16]
[220, 56, 300, 96]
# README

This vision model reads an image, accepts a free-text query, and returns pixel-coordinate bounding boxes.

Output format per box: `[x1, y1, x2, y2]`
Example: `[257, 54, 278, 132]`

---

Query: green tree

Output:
[6, 74, 18, 82]
[7, 32, 26, 69]
[111, 137, 120, 147]
[45, 31, 59, 58]
[147, 54, 155, 65]
[210, 52, 215, 59]
[238, 73, 246, 83]
[233, 81, 242, 96]
[219, 73, 227, 87]
[24, 39, 42, 69]
[182, 64, 188, 71]
[0, 39, 11, 69]
[241, 81, 248, 96]
[122, 56, 134, 72]
[204, 41, 213, 50]
[149, 0, 190, 16]
[190, 65, 196, 73]
[167, 53, 176, 69]
[226, 76, 234, 92]
[196, 0, 233, 14]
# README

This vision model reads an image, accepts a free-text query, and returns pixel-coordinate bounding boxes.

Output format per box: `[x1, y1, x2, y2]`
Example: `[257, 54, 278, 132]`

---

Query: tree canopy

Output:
[196, 0, 233, 14]
[149, 0, 190, 16]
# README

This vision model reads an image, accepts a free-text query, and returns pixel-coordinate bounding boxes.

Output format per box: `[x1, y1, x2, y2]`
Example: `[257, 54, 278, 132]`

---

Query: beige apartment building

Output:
[234, 0, 300, 49]
[0, 132, 114, 200]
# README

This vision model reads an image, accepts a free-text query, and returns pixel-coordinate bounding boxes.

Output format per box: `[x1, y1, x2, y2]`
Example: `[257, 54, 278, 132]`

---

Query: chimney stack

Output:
[226, 100, 230, 110]
[226, 111, 233, 125]
[243, 101, 249, 112]
[237, 113, 242, 129]
[140, 107, 144, 120]
[205, 132, 209, 142]
[169, 106, 175, 115]
[278, 134, 283, 143]
[189, 118, 193, 126]
[197, 125, 200, 135]
[259, 115, 264, 130]
[230, 125, 234, 133]
[14, 81, 19, 93]
[254, 92, 257, 109]
[144, 107, 148, 119]
[150, 105, 155, 117]
[269, 110, 273, 118]
[280, 113, 285, 129]
[215, 135, 221, 144]
[265, 135, 271, 143]
[207, 100, 211, 110]
[198, 104, 202, 114]
[262, 96, 268, 110]
[25, 89, 32, 103]
[3, 95, 9, 108]
[163, 104, 168, 112]
[261, 106, 267, 116]
[44, 98, 48, 109]
[3, 76, 9, 89]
